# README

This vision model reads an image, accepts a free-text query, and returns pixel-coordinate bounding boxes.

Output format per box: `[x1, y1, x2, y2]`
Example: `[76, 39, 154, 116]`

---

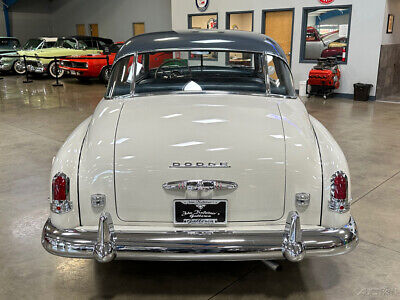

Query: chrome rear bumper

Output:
[42, 211, 358, 263]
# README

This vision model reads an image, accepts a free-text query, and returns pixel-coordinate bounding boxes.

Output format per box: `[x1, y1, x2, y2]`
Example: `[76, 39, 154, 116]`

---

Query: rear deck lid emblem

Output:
[169, 162, 230, 168]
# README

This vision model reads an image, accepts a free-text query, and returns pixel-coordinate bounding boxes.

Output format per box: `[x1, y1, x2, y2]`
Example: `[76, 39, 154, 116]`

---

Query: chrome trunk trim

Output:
[162, 180, 238, 191]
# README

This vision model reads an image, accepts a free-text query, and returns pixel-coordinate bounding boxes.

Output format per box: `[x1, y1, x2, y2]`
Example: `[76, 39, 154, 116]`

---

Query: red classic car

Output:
[321, 38, 347, 60]
[59, 42, 123, 82]
[60, 43, 173, 83]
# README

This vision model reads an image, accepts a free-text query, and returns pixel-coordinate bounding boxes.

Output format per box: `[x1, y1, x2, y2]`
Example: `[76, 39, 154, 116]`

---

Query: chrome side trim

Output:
[42, 212, 358, 262]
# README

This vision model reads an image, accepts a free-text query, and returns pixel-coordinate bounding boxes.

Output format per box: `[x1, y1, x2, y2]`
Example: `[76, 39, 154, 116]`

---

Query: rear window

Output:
[107, 50, 295, 98]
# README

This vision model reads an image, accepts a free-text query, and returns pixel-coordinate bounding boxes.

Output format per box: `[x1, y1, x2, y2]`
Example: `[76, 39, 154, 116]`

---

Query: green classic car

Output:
[0, 37, 21, 72]
[0, 37, 57, 74]
[17, 36, 113, 78]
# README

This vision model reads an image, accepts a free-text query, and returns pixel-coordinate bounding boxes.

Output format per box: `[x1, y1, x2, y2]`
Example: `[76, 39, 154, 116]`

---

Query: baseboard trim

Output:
[295, 90, 376, 101]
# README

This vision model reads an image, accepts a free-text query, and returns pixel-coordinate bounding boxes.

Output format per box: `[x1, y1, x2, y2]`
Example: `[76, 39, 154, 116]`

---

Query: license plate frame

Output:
[173, 199, 227, 225]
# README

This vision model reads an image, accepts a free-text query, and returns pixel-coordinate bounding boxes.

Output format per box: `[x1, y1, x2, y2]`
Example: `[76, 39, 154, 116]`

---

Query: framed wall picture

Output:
[196, 0, 209, 12]
[387, 14, 394, 34]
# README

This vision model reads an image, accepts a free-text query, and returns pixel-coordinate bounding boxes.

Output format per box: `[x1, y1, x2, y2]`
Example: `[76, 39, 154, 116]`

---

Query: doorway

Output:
[89, 24, 99, 37]
[76, 24, 86, 36]
[263, 9, 294, 65]
[133, 22, 145, 36]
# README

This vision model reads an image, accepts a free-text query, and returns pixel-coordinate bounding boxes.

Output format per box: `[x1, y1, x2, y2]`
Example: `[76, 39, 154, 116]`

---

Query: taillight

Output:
[50, 172, 72, 214]
[329, 171, 350, 213]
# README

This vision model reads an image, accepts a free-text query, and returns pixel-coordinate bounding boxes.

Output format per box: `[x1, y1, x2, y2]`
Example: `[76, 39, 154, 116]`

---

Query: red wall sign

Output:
[319, 0, 334, 4]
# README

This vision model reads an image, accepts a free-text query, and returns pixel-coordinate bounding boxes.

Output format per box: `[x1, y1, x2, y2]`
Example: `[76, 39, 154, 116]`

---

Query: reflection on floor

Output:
[1, 76, 400, 299]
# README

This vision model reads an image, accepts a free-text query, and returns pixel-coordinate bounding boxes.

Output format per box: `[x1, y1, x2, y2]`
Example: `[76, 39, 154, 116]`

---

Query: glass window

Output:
[43, 41, 56, 48]
[301, 6, 351, 63]
[79, 39, 96, 49]
[56, 38, 76, 49]
[107, 55, 136, 97]
[23, 39, 42, 50]
[226, 12, 254, 65]
[0, 38, 20, 50]
[98, 40, 107, 50]
[227, 12, 253, 31]
[109, 43, 123, 53]
[189, 14, 218, 29]
[106, 51, 295, 98]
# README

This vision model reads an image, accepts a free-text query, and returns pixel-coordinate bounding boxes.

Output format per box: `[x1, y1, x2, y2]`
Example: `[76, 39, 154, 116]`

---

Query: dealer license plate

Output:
[174, 200, 227, 225]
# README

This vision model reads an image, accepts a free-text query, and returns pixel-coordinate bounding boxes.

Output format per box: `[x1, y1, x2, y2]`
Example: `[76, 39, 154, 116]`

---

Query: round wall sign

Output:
[319, 0, 334, 4]
[196, 0, 209, 12]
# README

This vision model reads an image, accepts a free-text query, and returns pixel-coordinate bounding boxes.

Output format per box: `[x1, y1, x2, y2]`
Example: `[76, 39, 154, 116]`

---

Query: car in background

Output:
[60, 43, 173, 83]
[0, 37, 20, 72]
[59, 42, 124, 83]
[18, 36, 113, 78]
[0, 37, 57, 74]
[305, 27, 341, 60]
[321, 37, 347, 59]
[0, 37, 20, 55]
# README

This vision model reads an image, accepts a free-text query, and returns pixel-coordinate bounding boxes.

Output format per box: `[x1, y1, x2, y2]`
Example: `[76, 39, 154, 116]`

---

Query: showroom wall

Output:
[171, 0, 387, 98]
[49, 0, 172, 42]
[1, 0, 172, 44]
[0, 0, 52, 43]
[376, 0, 400, 99]
[382, 0, 400, 45]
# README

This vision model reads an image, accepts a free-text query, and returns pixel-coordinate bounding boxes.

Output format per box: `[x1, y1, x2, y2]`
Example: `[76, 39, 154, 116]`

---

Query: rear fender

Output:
[310, 116, 351, 228]
[49, 117, 91, 229]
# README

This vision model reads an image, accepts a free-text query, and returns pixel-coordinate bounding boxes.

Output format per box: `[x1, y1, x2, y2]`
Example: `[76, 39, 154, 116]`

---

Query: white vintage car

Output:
[42, 30, 358, 263]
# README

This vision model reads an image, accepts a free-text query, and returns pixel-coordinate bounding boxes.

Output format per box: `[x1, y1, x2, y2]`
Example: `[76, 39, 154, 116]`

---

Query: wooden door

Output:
[76, 24, 86, 36]
[133, 23, 145, 36]
[264, 10, 294, 65]
[89, 24, 99, 37]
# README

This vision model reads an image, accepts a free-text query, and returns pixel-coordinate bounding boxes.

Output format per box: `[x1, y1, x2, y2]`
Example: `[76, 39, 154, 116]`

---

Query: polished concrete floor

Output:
[1, 75, 399, 299]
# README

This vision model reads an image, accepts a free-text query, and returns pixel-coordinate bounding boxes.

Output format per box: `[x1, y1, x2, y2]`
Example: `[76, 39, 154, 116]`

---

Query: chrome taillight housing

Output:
[329, 171, 350, 213]
[51, 172, 72, 214]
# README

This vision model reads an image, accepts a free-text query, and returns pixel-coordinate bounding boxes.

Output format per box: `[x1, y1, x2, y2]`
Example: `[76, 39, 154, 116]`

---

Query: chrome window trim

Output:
[263, 52, 270, 95]
[130, 51, 138, 96]
[105, 50, 295, 100]
[105, 90, 297, 100]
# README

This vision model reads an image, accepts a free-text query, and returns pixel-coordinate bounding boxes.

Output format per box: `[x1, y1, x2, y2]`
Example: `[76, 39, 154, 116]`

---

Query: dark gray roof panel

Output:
[115, 30, 287, 62]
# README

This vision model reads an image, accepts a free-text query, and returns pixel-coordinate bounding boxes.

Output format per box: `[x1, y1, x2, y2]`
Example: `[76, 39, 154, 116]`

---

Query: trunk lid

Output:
[114, 94, 286, 222]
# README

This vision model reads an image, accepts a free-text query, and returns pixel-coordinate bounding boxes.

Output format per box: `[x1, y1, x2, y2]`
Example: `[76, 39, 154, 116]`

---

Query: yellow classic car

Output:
[18, 36, 113, 78]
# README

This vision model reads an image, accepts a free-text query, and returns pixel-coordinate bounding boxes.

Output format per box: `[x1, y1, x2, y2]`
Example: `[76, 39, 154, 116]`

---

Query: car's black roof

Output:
[115, 30, 286, 62]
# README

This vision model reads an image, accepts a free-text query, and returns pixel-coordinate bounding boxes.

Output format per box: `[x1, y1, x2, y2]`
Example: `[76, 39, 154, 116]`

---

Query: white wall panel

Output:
[49, 0, 172, 42]
[171, 0, 387, 97]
